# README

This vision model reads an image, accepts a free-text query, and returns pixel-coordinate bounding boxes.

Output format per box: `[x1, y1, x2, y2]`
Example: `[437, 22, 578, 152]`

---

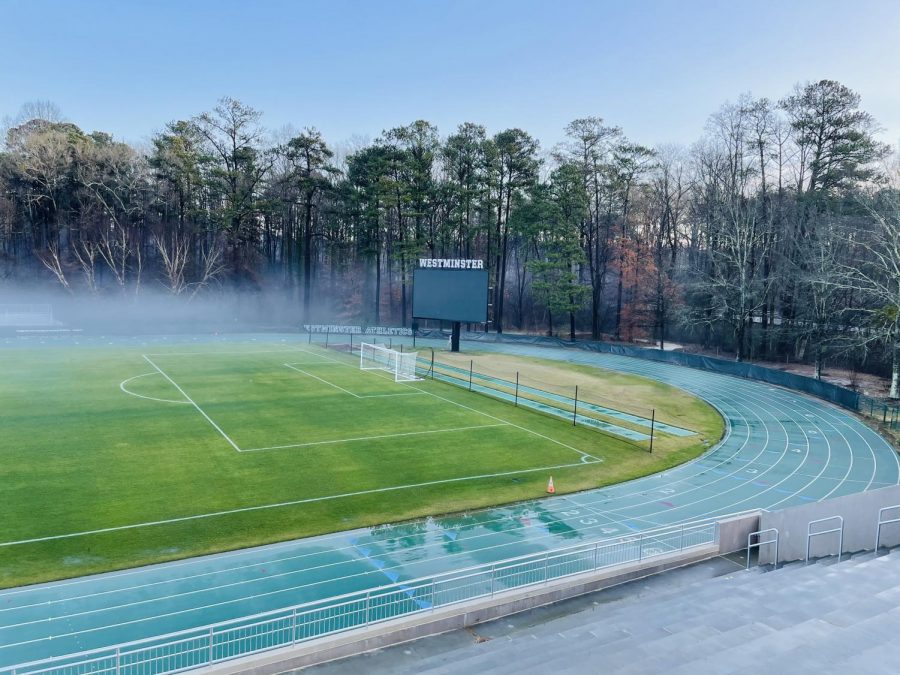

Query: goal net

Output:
[359, 342, 420, 382]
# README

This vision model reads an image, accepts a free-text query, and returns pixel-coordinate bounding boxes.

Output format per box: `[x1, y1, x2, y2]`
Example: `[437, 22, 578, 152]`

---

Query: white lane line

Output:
[241, 423, 510, 452]
[141, 354, 241, 453]
[119, 373, 191, 405]
[0, 459, 595, 549]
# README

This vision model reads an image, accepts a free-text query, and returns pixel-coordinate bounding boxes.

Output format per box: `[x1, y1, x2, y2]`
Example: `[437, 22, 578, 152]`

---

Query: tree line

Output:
[1, 81, 898, 397]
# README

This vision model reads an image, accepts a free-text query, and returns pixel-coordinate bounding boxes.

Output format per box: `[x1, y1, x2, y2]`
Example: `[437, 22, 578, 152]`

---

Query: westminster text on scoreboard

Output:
[417, 258, 484, 269]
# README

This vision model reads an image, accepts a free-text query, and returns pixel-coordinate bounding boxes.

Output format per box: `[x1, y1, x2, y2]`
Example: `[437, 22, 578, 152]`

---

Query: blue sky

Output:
[1, 0, 898, 151]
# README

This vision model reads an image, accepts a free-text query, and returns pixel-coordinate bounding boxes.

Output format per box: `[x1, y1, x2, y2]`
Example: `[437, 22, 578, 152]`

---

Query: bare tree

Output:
[834, 186, 900, 397]
[72, 237, 100, 293]
[189, 238, 226, 300]
[35, 242, 71, 292]
[154, 232, 190, 295]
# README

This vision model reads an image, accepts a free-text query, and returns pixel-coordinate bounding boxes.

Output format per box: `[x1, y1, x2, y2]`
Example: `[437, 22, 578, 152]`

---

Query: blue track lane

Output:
[1, 336, 898, 668]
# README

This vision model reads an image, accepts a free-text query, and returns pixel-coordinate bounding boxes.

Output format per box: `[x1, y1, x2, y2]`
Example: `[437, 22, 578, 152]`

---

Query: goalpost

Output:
[360, 342, 420, 382]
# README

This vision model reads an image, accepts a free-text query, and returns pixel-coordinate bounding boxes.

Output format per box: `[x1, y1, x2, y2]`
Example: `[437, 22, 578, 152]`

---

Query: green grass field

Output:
[0, 337, 724, 588]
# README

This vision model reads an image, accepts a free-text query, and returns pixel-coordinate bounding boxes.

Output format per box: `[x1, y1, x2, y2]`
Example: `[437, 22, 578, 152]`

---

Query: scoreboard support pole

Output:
[451, 322, 461, 352]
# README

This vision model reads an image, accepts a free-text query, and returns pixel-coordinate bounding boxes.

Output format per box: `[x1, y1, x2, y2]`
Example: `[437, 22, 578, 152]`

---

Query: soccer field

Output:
[0, 336, 719, 588]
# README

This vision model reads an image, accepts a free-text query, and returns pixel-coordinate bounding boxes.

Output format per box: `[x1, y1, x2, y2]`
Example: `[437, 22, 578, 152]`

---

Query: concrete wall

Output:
[759, 484, 900, 564]
[210, 545, 719, 675]
[717, 512, 761, 555]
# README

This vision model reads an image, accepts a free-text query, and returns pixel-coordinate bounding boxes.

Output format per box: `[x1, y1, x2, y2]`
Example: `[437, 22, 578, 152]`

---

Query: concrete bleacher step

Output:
[616, 621, 777, 675]
[348, 552, 900, 675]
[640, 569, 900, 674]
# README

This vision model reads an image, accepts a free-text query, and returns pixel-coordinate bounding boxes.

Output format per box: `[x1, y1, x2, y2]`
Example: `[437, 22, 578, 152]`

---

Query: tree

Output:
[836, 186, 900, 398]
[345, 145, 391, 323]
[487, 129, 540, 333]
[610, 141, 655, 339]
[690, 101, 773, 361]
[442, 123, 489, 258]
[558, 117, 621, 338]
[75, 136, 148, 293]
[192, 97, 272, 280]
[284, 128, 336, 320]
[528, 164, 588, 339]
[645, 147, 689, 348]
[781, 81, 889, 201]
[381, 121, 439, 326]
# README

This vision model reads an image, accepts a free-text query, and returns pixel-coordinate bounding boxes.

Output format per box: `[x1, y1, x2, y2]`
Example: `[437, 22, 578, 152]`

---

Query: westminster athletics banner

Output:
[303, 324, 413, 337]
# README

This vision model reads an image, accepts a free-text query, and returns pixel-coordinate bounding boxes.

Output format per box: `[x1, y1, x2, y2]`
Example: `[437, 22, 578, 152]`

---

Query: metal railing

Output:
[746, 528, 779, 570]
[0, 304, 53, 327]
[875, 504, 900, 554]
[859, 395, 900, 430]
[806, 515, 843, 564]
[2, 520, 718, 675]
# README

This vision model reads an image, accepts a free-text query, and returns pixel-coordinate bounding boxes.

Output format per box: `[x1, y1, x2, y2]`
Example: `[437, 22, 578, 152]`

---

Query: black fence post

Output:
[469, 360, 473, 391]
[573, 386, 578, 426]
[649, 409, 656, 453]
[308, 331, 312, 344]
[350, 333, 353, 353]
[430, 348, 435, 379]
[325, 330, 329, 348]
[515, 372, 519, 407]
[400, 343, 404, 353]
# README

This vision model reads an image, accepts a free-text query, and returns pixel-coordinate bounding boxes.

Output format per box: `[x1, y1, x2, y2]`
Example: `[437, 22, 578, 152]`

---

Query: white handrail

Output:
[875, 504, 900, 554]
[746, 528, 779, 570]
[806, 515, 843, 564]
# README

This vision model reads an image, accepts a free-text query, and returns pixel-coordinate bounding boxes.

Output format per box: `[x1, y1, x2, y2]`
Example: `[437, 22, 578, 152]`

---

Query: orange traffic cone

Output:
[546, 476, 555, 494]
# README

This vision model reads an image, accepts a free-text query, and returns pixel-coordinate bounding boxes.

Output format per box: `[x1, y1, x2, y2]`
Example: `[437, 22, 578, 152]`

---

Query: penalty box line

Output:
[240, 423, 510, 453]
[141, 354, 242, 453]
[0, 459, 601, 549]
[292, 345, 603, 464]
[283, 363, 424, 399]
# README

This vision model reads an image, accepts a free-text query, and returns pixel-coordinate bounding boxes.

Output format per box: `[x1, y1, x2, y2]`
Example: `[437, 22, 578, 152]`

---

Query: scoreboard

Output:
[412, 259, 488, 324]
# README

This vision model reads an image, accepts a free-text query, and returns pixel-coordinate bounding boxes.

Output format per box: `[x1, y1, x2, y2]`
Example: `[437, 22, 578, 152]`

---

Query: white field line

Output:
[291, 346, 347, 363]
[0, 460, 598, 549]
[283, 363, 424, 398]
[119, 373, 191, 405]
[293, 346, 602, 463]
[283, 363, 361, 398]
[141, 354, 241, 453]
[407, 378, 601, 462]
[240, 423, 510, 453]
[143, 349, 301, 357]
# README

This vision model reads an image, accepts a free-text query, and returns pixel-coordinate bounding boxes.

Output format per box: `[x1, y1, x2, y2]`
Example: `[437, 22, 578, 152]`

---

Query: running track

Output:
[2, 336, 898, 668]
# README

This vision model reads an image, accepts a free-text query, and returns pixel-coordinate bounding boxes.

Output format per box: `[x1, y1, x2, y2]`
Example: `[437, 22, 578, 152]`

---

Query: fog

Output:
[0, 285, 347, 336]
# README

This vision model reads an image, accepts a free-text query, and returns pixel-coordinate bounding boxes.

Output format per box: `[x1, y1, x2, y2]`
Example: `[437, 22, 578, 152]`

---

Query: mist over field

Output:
[0, 286, 344, 335]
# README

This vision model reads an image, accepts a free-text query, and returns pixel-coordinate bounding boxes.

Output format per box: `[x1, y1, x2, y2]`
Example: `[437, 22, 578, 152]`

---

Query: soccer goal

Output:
[359, 342, 420, 382]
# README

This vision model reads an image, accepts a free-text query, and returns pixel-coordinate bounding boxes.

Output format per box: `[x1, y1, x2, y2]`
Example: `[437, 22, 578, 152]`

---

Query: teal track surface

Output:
[1, 336, 898, 668]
